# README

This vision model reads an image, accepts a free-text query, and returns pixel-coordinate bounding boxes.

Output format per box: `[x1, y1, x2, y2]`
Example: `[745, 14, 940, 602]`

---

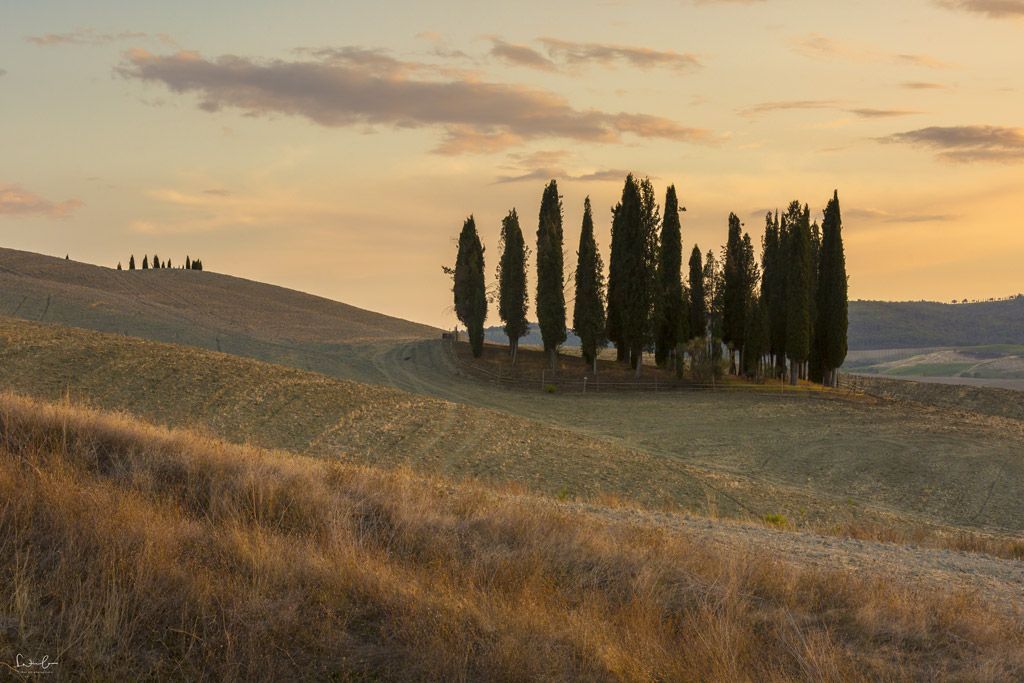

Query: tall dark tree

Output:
[762, 211, 786, 376]
[637, 178, 661, 357]
[185, 255, 192, 270]
[721, 212, 746, 373]
[117, 262, 122, 271]
[688, 246, 706, 340]
[785, 205, 813, 385]
[608, 175, 651, 376]
[816, 190, 849, 387]
[167, 258, 173, 269]
[153, 254, 161, 269]
[129, 254, 136, 270]
[497, 209, 529, 363]
[452, 215, 487, 357]
[606, 196, 626, 361]
[655, 186, 685, 366]
[572, 197, 606, 372]
[142, 255, 149, 270]
[743, 294, 769, 378]
[808, 213, 824, 383]
[536, 180, 567, 369]
[704, 248, 725, 369]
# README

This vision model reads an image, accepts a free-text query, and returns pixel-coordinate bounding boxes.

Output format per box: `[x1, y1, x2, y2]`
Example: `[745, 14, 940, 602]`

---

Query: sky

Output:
[1, 0, 1022, 328]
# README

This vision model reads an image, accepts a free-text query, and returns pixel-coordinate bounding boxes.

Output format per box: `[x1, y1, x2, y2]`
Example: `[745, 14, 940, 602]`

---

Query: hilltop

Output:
[0, 247, 438, 381]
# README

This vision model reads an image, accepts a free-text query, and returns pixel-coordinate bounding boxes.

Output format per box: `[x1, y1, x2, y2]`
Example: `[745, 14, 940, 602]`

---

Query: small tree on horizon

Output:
[117, 262, 122, 270]
[129, 255, 136, 270]
[572, 197, 606, 373]
[142, 255, 149, 270]
[497, 209, 529, 363]
[185, 256, 191, 270]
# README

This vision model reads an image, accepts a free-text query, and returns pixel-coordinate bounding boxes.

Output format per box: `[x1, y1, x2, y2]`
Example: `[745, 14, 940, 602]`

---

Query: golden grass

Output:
[1, 393, 1021, 681]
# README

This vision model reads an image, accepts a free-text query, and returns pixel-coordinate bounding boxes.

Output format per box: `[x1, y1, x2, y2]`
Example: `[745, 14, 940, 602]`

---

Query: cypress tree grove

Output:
[816, 190, 849, 387]
[688, 246, 706, 341]
[655, 185, 684, 367]
[536, 180, 567, 369]
[572, 197, 607, 372]
[497, 209, 529, 363]
[452, 215, 488, 358]
[721, 212, 746, 373]
[129, 255, 136, 270]
[785, 206, 812, 385]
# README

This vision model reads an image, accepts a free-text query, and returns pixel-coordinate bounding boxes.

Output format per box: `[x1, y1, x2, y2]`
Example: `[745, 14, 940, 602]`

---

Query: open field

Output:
[3, 317, 1024, 550]
[845, 345, 1024, 389]
[2, 392, 1023, 680]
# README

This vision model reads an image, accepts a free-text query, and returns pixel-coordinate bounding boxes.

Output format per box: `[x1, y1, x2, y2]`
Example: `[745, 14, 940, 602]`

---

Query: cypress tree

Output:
[612, 175, 649, 376]
[638, 178, 661, 360]
[497, 209, 529, 363]
[808, 213, 823, 383]
[572, 197, 606, 372]
[817, 190, 849, 387]
[185, 256, 192, 269]
[452, 215, 488, 358]
[743, 293, 769, 378]
[536, 180, 566, 369]
[129, 255, 136, 270]
[606, 194, 626, 361]
[704, 249, 724, 369]
[785, 205, 812, 385]
[688, 246, 706, 341]
[762, 211, 786, 375]
[722, 212, 746, 373]
[117, 262, 122, 270]
[655, 186, 684, 366]
[153, 254, 160, 269]
[167, 258, 173, 269]
[142, 255, 149, 270]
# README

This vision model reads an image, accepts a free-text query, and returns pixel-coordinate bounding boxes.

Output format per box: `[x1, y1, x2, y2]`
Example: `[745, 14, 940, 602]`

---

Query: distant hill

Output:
[847, 298, 1024, 349]
[0, 247, 439, 381]
[486, 297, 1024, 351]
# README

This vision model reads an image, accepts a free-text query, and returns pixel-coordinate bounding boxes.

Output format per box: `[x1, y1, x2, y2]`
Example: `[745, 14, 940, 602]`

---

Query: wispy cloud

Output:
[0, 184, 83, 217]
[934, 0, 1024, 18]
[901, 81, 949, 90]
[489, 38, 557, 71]
[790, 33, 953, 69]
[26, 28, 175, 47]
[118, 49, 713, 154]
[538, 37, 701, 71]
[493, 167, 630, 184]
[878, 125, 1024, 162]
[740, 100, 921, 119]
[844, 207, 957, 223]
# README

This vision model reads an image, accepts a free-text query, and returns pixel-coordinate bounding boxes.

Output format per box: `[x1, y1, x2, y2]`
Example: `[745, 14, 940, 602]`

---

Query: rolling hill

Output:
[0, 247, 438, 383]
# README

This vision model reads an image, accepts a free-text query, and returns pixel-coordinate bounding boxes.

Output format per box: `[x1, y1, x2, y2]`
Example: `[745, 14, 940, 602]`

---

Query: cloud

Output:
[900, 81, 948, 90]
[118, 49, 712, 154]
[203, 188, 231, 196]
[847, 108, 922, 118]
[538, 37, 701, 71]
[878, 125, 1024, 162]
[489, 38, 556, 71]
[844, 208, 956, 223]
[0, 184, 83, 217]
[790, 33, 953, 69]
[26, 28, 173, 47]
[740, 100, 921, 119]
[934, 0, 1024, 18]
[0, 69, 6, 77]
[493, 167, 630, 184]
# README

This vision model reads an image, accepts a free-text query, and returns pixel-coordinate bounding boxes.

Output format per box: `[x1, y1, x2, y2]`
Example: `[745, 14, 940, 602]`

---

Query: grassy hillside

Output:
[3, 317, 1024, 542]
[2, 392, 1021, 680]
[0, 247, 438, 382]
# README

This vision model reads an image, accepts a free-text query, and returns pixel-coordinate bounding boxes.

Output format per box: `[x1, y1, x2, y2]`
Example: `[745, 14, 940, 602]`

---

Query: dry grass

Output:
[1, 393, 1021, 681]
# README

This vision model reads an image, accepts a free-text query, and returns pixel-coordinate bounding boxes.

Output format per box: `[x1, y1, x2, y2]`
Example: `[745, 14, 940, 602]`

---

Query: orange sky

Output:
[1, 0, 1022, 327]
